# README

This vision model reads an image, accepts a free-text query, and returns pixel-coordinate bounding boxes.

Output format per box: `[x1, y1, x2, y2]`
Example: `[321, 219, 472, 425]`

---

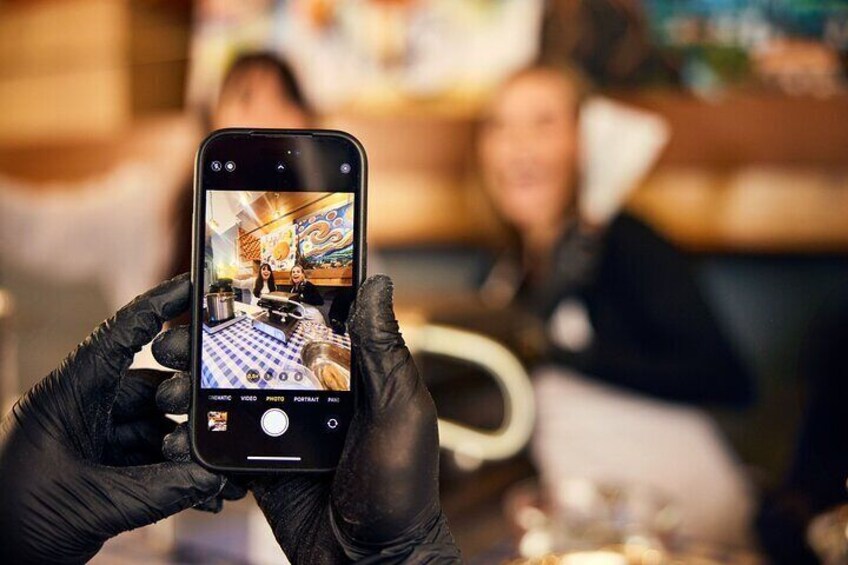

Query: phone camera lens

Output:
[340, 163, 352, 174]
[210, 161, 222, 172]
[224, 161, 236, 172]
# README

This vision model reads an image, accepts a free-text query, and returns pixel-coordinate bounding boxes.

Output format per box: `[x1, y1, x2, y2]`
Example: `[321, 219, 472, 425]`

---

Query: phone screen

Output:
[192, 130, 365, 471]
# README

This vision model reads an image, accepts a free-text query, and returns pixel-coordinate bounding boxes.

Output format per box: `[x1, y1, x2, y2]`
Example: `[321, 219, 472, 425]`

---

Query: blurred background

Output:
[1, 0, 848, 563]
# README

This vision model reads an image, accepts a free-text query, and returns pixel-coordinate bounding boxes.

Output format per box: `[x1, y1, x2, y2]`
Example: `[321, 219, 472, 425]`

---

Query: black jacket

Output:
[517, 213, 754, 408]
[286, 280, 324, 306]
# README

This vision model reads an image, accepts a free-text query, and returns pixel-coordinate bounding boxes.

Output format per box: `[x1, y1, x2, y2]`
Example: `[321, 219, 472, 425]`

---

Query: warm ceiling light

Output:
[208, 196, 218, 231]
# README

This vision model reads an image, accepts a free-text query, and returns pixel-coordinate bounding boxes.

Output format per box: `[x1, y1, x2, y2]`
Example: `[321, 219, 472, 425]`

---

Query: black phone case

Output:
[189, 128, 367, 473]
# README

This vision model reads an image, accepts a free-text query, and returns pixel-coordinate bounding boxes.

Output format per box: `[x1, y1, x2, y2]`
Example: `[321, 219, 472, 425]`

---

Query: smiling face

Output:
[291, 265, 305, 284]
[478, 69, 581, 241]
[261, 265, 271, 280]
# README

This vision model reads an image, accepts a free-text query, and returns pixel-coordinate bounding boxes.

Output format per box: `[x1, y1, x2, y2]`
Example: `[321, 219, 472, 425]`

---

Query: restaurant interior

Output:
[1, 1, 847, 563]
[201, 190, 354, 391]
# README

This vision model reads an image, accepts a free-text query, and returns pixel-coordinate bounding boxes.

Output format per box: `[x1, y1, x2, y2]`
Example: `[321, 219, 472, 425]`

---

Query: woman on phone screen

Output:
[252, 263, 277, 300]
[287, 264, 324, 307]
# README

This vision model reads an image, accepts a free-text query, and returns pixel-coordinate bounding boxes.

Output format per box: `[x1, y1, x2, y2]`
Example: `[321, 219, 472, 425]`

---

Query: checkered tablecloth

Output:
[201, 318, 351, 389]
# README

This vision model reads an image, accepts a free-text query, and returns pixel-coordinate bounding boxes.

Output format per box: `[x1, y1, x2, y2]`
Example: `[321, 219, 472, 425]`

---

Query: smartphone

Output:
[191, 129, 366, 472]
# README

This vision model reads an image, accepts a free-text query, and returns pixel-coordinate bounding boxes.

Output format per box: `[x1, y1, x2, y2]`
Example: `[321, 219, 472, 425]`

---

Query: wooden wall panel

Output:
[0, 96, 846, 252]
[620, 91, 848, 169]
[0, 0, 130, 145]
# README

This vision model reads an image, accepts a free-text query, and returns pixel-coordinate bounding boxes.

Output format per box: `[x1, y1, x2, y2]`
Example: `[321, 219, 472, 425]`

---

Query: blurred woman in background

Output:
[167, 52, 312, 280]
[477, 65, 756, 547]
[0, 51, 312, 312]
[478, 66, 752, 404]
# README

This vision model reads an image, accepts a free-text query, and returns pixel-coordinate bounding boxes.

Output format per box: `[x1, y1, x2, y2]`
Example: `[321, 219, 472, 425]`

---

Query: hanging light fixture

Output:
[208, 194, 219, 231]
[273, 193, 282, 219]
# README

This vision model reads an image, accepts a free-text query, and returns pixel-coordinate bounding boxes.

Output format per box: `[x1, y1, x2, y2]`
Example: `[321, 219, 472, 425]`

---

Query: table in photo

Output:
[201, 318, 351, 389]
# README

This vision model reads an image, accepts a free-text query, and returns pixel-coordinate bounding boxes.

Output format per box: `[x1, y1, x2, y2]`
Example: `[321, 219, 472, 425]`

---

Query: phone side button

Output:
[260, 408, 289, 437]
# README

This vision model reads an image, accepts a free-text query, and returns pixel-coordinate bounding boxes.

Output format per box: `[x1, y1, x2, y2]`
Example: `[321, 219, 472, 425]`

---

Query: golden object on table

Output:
[317, 363, 348, 391]
[301, 341, 351, 392]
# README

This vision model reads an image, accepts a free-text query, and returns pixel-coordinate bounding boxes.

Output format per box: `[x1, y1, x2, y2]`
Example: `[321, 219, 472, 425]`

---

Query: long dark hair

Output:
[253, 263, 277, 298]
[219, 51, 312, 117]
[165, 50, 312, 282]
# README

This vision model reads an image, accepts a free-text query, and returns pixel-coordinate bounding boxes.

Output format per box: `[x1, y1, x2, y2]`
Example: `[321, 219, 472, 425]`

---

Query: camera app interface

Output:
[201, 190, 355, 395]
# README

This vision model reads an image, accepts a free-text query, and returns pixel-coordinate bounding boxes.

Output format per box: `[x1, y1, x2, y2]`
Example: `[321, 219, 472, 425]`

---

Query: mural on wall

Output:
[260, 224, 297, 271]
[238, 227, 260, 263]
[187, 0, 542, 111]
[296, 201, 354, 270]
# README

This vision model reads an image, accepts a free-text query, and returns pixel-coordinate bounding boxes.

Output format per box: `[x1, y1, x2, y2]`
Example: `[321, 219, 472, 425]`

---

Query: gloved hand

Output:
[154, 275, 462, 564]
[0, 275, 228, 564]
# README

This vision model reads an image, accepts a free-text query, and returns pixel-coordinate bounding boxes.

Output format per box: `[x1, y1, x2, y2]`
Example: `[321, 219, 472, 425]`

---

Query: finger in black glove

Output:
[0, 274, 226, 564]
[152, 275, 461, 564]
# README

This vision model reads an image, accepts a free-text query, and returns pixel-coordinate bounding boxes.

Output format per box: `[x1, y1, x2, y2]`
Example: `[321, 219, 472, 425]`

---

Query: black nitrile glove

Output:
[153, 275, 462, 564]
[0, 275, 228, 564]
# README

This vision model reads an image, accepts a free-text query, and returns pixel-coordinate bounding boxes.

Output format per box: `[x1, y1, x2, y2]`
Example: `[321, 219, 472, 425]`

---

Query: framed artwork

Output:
[295, 201, 354, 270]
[260, 224, 297, 271]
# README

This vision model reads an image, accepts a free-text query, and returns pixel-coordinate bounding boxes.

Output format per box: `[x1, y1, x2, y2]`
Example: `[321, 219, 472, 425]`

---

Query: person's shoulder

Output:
[606, 212, 676, 252]
[608, 212, 660, 239]
[601, 212, 689, 274]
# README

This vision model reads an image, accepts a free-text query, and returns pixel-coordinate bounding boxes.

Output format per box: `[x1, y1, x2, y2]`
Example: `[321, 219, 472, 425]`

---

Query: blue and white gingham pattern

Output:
[201, 319, 351, 390]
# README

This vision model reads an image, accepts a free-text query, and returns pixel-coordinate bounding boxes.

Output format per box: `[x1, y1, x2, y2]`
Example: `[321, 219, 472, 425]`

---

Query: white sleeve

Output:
[0, 162, 179, 310]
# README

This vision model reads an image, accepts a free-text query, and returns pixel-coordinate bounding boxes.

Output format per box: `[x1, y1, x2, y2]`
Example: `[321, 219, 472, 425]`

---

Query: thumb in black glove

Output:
[153, 274, 461, 564]
[0, 274, 227, 564]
